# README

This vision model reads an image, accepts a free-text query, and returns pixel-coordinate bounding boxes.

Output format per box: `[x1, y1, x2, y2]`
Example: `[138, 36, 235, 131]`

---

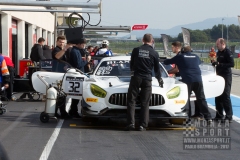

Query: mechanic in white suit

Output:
[94, 40, 113, 66]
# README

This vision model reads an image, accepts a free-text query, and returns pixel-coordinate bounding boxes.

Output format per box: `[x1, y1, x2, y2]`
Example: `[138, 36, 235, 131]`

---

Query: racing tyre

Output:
[0, 108, 3, 115]
[40, 112, 49, 123]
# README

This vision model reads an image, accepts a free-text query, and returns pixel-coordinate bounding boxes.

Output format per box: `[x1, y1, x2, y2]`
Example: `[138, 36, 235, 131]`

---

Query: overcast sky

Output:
[53, 0, 240, 29]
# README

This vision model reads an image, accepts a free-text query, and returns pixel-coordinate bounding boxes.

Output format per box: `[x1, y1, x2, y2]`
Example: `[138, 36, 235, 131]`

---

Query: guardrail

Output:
[200, 58, 240, 70]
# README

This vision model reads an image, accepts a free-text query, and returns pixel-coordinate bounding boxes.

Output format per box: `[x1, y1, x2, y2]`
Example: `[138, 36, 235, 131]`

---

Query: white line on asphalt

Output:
[208, 103, 240, 124]
[39, 119, 64, 160]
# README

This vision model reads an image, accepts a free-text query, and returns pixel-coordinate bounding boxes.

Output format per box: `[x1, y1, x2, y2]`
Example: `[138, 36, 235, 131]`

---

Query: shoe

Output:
[224, 118, 233, 123]
[69, 112, 81, 118]
[138, 126, 147, 131]
[124, 124, 135, 131]
[61, 114, 72, 120]
[213, 117, 224, 122]
[54, 113, 61, 118]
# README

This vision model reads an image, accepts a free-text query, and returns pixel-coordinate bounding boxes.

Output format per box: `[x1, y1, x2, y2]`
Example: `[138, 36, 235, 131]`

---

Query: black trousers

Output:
[70, 99, 79, 113]
[127, 76, 152, 127]
[215, 75, 233, 119]
[186, 82, 211, 119]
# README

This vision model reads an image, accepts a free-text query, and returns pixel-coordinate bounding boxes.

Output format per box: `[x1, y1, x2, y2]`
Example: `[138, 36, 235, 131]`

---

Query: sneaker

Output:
[138, 126, 147, 131]
[213, 117, 224, 122]
[124, 124, 135, 131]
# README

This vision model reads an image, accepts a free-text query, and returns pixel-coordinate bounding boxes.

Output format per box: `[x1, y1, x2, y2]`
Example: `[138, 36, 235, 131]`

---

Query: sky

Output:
[53, 0, 240, 30]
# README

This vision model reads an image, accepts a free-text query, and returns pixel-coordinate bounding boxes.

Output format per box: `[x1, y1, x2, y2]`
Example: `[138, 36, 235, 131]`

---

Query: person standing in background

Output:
[0, 53, 13, 100]
[212, 38, 234, 122]
[30, 37, 46, 64]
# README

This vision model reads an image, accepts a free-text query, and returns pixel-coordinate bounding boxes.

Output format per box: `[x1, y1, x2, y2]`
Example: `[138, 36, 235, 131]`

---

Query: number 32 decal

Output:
[69, 82, 80, 92]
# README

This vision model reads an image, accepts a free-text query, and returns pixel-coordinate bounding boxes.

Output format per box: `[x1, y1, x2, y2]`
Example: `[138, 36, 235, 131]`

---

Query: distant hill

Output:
[126, 17, 239, 38]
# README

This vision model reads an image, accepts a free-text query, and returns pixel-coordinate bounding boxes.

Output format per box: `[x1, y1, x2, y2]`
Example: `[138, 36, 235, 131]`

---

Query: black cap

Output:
[64, 27, 83, 43]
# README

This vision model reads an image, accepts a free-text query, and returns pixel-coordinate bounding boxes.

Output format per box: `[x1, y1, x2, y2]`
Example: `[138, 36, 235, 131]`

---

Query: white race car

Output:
[32, 56, 225, 122]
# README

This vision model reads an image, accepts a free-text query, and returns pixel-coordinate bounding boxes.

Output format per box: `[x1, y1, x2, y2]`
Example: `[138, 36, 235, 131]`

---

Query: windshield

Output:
[95, 60, 168, 77]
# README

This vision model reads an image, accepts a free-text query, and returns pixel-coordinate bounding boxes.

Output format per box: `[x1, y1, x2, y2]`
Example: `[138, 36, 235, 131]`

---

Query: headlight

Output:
[166, 86, 180, 99]
[90, 84, 107, 98]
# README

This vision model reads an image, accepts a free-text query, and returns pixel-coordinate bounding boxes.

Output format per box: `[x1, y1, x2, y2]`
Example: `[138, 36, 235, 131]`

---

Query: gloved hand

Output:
[212, 61, 218, 66]
[158, 78, 164, 88]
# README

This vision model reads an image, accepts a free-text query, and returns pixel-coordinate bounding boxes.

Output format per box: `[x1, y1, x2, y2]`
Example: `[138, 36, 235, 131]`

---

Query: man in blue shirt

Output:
[164, 44, 212, 123]
[68, 39, 88, 118]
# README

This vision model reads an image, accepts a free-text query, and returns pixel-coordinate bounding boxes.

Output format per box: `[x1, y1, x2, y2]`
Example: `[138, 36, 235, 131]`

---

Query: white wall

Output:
[0, 6, 54, 32]
[1, 13, 11, 56]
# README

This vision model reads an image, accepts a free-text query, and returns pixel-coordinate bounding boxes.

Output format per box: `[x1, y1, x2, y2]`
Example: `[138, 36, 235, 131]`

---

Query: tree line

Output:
[158, 24, 240, 43]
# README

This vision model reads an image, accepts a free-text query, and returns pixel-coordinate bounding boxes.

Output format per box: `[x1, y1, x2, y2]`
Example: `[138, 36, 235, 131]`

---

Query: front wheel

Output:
[40, 112, 49, 123]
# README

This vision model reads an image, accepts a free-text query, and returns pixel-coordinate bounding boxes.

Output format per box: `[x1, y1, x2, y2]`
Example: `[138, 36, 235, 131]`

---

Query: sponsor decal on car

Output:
[86, 98, 98, 102]
[175, 100, 186, 104]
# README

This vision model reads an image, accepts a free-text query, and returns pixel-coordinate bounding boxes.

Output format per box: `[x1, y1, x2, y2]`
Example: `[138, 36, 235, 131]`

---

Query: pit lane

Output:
[0, 76, 240, 160]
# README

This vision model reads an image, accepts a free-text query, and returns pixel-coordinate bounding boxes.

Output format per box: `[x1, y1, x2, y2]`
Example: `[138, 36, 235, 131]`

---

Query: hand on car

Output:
[158, 78, 164, 88]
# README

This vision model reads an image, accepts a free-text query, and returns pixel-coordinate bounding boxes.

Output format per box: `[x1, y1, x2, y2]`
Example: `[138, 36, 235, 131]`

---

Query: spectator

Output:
[0, 55, 10, 93]
[209, 47, 217, 63]
[43, 45, 52, 59]
[92, 46, 99, 56]
[30, 37, 46, 64]
[0, 53, 13, 100]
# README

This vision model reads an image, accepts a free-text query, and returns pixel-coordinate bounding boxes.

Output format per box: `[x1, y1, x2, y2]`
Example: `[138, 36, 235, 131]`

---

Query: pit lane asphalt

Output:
[0, 76, 240, 160]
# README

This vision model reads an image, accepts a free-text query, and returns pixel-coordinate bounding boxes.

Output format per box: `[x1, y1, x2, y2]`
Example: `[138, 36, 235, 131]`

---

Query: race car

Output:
[32, 56, 225, 122]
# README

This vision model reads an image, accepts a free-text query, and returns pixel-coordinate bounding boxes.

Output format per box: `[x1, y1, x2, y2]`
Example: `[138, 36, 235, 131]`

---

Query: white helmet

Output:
[102, 40, 109, 46]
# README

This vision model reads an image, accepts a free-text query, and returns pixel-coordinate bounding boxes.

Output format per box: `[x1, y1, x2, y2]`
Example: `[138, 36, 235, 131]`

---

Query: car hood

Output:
[90, 76, 181, 91]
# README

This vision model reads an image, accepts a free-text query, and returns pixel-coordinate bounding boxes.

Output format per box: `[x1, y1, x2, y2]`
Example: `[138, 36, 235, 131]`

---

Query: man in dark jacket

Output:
[125, 34, 163, 131]
[43, 45, 52, 59]
[212, 38, 234, 122]
[68, 39, 88, 118]
[52, 36, 72, 73]
[69, 39, 88, 72]
[164, 45, 212, 123]
[30, 38, 46, 63]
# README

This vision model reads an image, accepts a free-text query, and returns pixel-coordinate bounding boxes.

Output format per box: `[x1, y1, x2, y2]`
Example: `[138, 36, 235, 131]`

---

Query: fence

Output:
[200, 58, 240, 69]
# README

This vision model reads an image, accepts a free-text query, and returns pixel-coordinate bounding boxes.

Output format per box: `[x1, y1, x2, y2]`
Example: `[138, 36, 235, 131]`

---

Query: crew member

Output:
[68, 38, 89, 118]
[52, 36, 71, 119]
[212, 38, 234, 122]
[167, 41, 181, 76]
[164, 44, 212, 123]
[125, 34, 163, 131]
[94, 40, 113, 66]
[52, 36, 71, 62]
